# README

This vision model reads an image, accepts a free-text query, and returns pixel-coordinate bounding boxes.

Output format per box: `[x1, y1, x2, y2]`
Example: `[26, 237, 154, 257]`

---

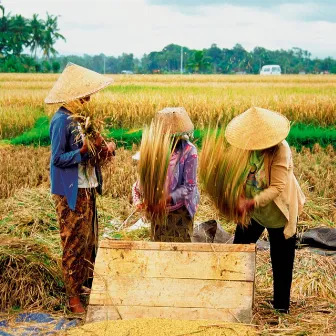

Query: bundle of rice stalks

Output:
[199, 128, 251, 225]
[65, 101, 113, 166]
[138, 121, 172, 236]
[0, 236, 65, 311]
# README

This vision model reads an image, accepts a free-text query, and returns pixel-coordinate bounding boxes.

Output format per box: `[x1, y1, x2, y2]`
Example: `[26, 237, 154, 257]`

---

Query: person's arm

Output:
[254, 143, 290, 208]
[132, 180, 143, 209]
[170, 146, 198, 204]
[50, 116, 89, 168]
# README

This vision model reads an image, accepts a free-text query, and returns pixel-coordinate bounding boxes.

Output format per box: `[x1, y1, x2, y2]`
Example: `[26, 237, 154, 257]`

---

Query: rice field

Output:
[0, 74, 335, 139]
[0, 74, 335, 335]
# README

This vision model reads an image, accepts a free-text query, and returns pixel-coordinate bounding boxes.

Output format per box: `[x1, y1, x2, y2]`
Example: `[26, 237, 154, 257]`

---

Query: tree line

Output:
[0, 4, 65, 73]
[52, 43, 336, 75]
[1, 3, 335, 74]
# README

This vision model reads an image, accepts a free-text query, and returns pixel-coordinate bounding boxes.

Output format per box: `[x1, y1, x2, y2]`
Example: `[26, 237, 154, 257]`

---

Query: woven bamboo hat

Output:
[225, 107, 290, 150]
[45, 63, 113, 104]
[154, 107, 194, 136]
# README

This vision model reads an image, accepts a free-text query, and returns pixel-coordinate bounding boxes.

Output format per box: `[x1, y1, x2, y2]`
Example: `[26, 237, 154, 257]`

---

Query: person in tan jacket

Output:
[225, 107, 305, 314]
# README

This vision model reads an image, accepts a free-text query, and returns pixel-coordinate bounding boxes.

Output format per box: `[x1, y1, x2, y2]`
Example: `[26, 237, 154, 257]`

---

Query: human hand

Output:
[136, 203, 144, 211]
[80, 139, 88, 154]
[94, 134, 104, 148]
[166, 195, 172, 205]
[238, 197, 255, 215]
[106, 141, 116, 154]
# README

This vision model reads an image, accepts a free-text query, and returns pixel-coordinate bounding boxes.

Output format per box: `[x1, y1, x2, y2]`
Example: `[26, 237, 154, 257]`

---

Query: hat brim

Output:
[45, 63, 113, 104]
[225, 107, 290, 150]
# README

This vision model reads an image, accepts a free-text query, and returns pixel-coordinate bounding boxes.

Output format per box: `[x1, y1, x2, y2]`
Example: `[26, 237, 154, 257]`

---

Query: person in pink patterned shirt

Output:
[132, 107, 200, 242]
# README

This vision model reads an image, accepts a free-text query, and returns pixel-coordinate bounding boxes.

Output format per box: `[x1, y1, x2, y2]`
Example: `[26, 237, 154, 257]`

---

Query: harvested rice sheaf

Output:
[199, 129, 251, 226]
[0, 236, 65, 311]
[138, 121, 172, 236]
[66, 319, 256, 336]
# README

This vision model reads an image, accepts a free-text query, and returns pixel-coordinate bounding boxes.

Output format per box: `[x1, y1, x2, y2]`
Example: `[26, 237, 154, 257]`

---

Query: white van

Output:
[260, 65, 281, 75]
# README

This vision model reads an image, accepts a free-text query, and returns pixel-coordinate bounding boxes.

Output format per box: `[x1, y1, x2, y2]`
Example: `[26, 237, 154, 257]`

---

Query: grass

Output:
[4, 116, 336, 150]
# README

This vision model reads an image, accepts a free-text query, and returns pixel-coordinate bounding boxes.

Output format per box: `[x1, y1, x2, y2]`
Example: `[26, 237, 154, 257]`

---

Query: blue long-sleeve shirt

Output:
[49, 107, 102, 210]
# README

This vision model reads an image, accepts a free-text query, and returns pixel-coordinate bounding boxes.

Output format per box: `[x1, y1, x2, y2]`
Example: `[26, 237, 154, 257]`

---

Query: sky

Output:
[3, 0, 335, 58]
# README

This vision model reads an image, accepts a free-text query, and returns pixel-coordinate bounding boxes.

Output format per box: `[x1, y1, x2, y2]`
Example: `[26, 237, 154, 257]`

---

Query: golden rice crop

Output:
[0, 74, 336, 140]
[138, 121, 172, 236]
[199, 128, 251, 225]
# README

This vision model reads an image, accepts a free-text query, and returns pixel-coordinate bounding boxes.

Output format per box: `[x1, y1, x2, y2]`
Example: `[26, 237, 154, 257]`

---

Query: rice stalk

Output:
[65, 101, 104, 157]
[199, 127, 251, 225]
[138, 121, 172, 237]
[0, 236, 65, 312]
[65, 100, 115, 167]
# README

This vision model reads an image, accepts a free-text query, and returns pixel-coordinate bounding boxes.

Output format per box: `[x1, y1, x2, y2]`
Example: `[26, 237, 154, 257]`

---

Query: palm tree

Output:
[41, 13, 65, 59]
[0, 4, 9, 56]
[8, 15, 31, 56]
[187, 50, 210, 73]
[29, 14, 44, 59]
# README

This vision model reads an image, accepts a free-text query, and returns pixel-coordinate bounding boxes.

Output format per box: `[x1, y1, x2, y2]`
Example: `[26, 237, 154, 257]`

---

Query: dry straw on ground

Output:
[199, 128, 251, 225]
[0, 236, 65, 312]
[255, 250, 336, 335]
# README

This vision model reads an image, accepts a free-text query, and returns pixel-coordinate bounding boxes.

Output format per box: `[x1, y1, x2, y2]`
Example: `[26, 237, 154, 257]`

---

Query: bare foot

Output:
[69, 296, 85, 314]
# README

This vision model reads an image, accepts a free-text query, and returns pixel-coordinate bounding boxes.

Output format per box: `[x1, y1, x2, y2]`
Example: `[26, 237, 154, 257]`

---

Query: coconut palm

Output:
[187, 50, 210, 73]
[8, 15, 31, 56]
[41, 13, 65, 59]
[29, 14, 44, 59]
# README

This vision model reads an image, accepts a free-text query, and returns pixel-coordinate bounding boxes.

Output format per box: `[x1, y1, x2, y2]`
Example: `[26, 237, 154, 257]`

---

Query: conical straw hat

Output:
[154, 107, 194, 136]
[45, 63, 113, 104]
[225, 107, 290, 150]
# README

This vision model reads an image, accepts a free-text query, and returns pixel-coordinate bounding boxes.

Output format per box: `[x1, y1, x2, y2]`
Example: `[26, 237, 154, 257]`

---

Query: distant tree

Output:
[206, 43, 222, 73]
[41, 13, 65, 59]
[41, 59, 51, 72]
[52, 60, 60, 73]
[29, 14, 44, 59]
[9, 15, 31, 56]
[0, 5, 10, 56]
[118, 53, 134, 72]
[187, 50, 211, 73]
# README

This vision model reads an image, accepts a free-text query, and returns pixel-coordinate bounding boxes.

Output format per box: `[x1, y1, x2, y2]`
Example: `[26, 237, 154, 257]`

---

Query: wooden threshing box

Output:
[87, 241, 256, 323]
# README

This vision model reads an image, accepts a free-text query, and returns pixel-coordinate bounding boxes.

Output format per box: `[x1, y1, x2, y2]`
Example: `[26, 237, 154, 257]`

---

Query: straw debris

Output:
[0, 236, 65, 311]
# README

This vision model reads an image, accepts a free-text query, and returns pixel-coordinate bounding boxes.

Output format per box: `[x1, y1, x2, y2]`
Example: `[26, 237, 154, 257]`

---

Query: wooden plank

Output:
[86, 305, 252, 324]
[89, 277, 253, 309]
[100, 240, 256, 252]
[94, 249, 255, 281]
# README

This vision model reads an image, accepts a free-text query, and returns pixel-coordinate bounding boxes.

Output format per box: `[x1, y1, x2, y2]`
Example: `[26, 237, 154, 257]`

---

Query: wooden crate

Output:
[87, 241, 256, 323]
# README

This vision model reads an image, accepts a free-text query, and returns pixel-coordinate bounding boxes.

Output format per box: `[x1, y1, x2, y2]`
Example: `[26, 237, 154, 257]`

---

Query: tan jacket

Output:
[254, 140, 305, 238]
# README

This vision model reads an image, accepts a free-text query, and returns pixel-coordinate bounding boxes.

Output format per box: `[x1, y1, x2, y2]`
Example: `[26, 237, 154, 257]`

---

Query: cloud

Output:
[147, 0, 336, 22]
[147, 0, 333, 8]
[3, 0, 335, 58]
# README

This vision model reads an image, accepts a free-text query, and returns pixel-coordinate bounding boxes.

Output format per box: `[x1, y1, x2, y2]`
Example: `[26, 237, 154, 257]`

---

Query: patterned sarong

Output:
[152, 207, 193, 242]
[53, 188, 98, 297]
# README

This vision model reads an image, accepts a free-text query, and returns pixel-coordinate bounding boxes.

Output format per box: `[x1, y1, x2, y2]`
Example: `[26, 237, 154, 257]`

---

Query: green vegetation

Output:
[5, 116, 336, 150]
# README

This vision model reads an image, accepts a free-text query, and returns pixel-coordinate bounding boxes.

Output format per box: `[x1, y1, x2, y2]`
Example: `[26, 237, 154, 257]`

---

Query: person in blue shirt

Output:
[46, 63, 115, 313]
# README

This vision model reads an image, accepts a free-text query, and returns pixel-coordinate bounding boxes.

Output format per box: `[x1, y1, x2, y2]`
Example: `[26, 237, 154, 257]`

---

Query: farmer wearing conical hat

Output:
[225, 107, 305, 313]
[46, 63, 115, 313]
[133, 107, 200, 242]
